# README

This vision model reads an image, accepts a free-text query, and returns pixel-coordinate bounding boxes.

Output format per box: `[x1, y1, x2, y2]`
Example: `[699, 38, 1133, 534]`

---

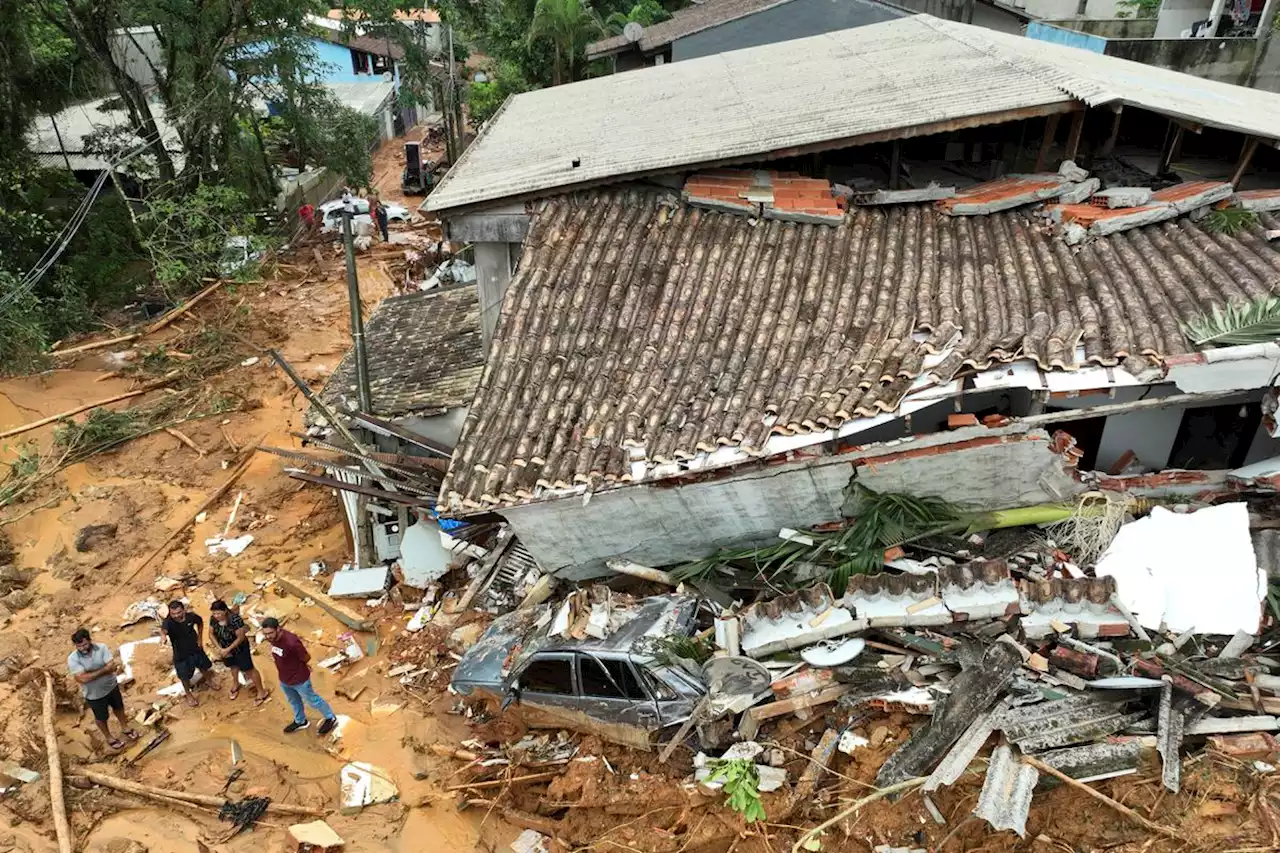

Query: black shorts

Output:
[221, 644, 254, 672]
[87, 687, 124, 722]
[174, 649, 213, 682]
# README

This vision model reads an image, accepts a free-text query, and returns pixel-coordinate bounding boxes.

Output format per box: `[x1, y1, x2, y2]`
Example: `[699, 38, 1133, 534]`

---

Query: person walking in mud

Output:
[161, 600, 216, 706]
[210, 600, 269, 704]
[68, 629, 140, 751]
[370, 191, 390, 242]
[261, 617, 338, 735]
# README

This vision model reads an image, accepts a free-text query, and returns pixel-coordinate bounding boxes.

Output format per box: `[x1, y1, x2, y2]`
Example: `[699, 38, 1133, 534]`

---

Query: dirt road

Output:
[0, 220, 516, 853]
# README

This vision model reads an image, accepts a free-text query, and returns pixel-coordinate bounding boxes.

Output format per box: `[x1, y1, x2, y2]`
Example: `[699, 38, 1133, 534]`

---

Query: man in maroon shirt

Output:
[261, 617, 338, 734]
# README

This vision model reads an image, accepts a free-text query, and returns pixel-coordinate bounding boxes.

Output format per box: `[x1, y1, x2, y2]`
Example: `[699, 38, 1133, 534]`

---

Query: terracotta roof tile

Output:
[439, 191, 1280, 511]
[321, 284, 483, 419]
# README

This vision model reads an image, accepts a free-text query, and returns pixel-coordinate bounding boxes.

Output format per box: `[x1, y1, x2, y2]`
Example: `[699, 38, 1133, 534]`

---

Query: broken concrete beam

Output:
[1233, 188, 1280, 213]
[275, 577, 375, 632]
[877, 643, 1022, 788]
[1151, 180, 1234, 215]
[1058, 160, 1089, 183]
[1058, 178, 1101, 205]
[290, 820, 345, 853]
[940, 175, 1073, 216]
[1094, 187, 1154, 208]
[857, 185, 956, 205]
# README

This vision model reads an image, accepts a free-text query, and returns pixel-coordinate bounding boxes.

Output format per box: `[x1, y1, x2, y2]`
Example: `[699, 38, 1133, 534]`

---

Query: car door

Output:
[511, 652, 581, 730]
[575, 652, 661, 732]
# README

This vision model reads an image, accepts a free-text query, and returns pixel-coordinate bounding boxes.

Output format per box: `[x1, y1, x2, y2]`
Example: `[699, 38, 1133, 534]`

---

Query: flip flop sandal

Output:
[123, 730, 140, 742]
[108, 739, 125, 750]
[229, 687, 240, 700]
[254, 694, 270, 706]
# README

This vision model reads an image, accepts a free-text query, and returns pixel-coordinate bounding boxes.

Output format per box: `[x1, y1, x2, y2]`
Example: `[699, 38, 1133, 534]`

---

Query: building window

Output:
[371, 54, 393, 75]
[351, 50, 370, 74]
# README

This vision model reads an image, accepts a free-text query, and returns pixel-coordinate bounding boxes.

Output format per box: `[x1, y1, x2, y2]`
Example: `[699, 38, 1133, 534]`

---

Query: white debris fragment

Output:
[838, 730, 870, 755]
[339, 761, 398, 812]
[510, 830, 550, 853]
[206, 534, 254, 557]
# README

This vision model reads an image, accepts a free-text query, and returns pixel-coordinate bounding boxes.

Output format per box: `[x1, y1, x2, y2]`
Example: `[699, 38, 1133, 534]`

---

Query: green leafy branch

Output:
[707, 758, 765, 823]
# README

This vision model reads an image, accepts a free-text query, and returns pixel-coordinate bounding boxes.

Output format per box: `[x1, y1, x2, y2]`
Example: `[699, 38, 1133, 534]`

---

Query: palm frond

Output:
[1201, 207, 1260, 236]
[1181, 296, 1280, 347]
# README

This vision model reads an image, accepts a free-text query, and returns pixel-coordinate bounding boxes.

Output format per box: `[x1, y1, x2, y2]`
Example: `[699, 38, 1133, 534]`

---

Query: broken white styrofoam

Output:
[1096, 503, 1264, 635]
[339, 761, 399, 812]
[327, 566, 391, 599]
[206, 534, 254, 557]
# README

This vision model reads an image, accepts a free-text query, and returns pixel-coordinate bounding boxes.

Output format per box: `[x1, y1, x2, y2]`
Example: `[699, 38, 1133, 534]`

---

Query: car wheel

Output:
[475, 713, 528, 744]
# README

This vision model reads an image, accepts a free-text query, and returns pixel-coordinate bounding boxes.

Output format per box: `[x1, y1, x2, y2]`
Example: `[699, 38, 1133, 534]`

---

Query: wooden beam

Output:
[1035, 113, 1062, 172]
[888, 139, 902, 190]
[1232, 136, 1261, 189]
[1159, 122, 1185, 174]
[1063, 109, 1086, 163]
[0, 375, 175, 440]
[273, 576, 376, 632]
[1100, 106, 1124, 157]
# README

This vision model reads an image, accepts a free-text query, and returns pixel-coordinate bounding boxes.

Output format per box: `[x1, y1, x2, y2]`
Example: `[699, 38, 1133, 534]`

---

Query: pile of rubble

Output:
[430, 494, 1280, 847]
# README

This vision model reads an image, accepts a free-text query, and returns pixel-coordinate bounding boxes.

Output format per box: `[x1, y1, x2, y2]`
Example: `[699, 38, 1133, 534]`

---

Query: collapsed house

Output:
[409, 14, 1280, 580]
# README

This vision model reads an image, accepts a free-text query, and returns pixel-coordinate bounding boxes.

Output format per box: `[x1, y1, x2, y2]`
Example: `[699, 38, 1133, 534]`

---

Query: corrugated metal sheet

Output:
[427, 15, 1280, 214]
[428, 17, 1071, 213]
[439, 189, 1280, 512]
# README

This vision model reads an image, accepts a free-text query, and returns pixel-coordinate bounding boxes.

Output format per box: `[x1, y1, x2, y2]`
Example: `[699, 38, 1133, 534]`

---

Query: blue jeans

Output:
[280, 678, 335, 724]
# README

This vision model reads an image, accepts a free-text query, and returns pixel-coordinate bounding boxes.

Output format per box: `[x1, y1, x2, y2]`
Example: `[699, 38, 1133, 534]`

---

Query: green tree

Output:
[605, 0, 669, 33]
[528, 0, 604, 84]
[466, 61, 533, 126]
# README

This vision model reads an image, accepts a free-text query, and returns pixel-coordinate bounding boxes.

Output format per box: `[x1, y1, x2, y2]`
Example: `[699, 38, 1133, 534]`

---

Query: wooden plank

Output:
[1035, 113, 1062, 172]
[0, 375, 175, 440]
[1232, 136, 1261, 189]
[274, 576, 376, 632]
[738, 685, 853, 740]
[1063, 109, 1086, 163]
[1100, 107, 1124, 157]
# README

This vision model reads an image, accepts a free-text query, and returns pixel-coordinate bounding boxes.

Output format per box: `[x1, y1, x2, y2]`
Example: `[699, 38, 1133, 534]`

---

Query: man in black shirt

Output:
[161, 600, 217, 706]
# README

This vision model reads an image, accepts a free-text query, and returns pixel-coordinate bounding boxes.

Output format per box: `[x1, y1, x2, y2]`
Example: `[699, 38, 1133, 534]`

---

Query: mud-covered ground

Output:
[1, 133, 1277, 853]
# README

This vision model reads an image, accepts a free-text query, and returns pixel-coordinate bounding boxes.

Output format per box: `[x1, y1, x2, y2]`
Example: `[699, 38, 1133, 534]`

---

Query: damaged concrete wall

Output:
[507, 424, 1084, 579]
[1104, 36, 1258, 85]
[502, 456, 853, 580]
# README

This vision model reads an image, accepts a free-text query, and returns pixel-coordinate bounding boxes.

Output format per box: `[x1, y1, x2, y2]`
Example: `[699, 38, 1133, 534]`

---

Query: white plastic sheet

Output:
[1096, 503, 1264, 635]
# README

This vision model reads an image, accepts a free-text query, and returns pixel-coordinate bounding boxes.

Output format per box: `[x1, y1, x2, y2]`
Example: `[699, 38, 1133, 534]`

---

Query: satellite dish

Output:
[801, 637, 866, 667]
[623, 21, 644, 42]
[701, 656, 771, 699]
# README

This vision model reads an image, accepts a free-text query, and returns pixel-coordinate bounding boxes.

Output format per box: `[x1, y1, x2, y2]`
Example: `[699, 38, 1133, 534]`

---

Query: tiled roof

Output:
[586, 0, 793, 58]
[438, 189, 1280, 512]
[321, 284, 483, 419]
[428, 15, 1280, 214]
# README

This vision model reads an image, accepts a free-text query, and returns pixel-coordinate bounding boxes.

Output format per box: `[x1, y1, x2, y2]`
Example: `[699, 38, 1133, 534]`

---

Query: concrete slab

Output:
[327, 566, 390, 599]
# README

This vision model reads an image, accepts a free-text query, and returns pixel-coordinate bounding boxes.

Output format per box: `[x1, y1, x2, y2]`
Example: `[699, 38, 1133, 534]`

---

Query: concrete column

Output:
[475, 241, 514, 352]
[1205, 0, 1227, 36]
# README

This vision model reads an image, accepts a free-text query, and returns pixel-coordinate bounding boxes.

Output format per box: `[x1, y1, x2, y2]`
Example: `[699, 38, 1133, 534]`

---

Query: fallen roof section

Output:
[427, 15, 1280, 214]
[320, 284, 483, 421]
[439, 189, 1280, 512]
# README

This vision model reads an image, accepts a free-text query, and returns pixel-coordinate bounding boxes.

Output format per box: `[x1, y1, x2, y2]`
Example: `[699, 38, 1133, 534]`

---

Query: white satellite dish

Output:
[800, 637, 866, 667]
[623, 21, 644, 43]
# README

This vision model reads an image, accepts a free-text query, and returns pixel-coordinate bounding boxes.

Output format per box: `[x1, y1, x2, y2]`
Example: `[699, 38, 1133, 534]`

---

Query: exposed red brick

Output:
[1209, 732, 1278, 759]
[981, 414, 1011, 427]
[1052, 203, 1164, 226]
[1152, 181, 1230, 204]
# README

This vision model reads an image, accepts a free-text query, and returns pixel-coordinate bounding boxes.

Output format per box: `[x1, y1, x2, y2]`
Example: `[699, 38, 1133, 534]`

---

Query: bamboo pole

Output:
[42, 673, 73, 853]
[51, 333, 142, 358]
[1021, 755, 1179, 839]
[78, 770, 325, 817]
[445, 771, 561, 792]
[164, 427, 205, 456]
[122, 450, 255, 585]
[0, 375, 175, 441]
[142, 278, 230, 336]
[605, 559, 676, 586]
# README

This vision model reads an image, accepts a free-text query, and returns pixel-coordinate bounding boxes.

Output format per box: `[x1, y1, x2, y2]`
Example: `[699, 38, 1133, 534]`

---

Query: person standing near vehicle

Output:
[68, 629, 139, 751]
[261, 617, 338, 734]
[210, 600, 268, 705]
[370, 191, 390, 242]
[161, 601, 216, 706]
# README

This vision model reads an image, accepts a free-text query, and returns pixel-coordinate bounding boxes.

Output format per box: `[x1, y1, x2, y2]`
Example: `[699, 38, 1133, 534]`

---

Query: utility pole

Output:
[445, 23, 460, 163]
[342, 204, 373, 413]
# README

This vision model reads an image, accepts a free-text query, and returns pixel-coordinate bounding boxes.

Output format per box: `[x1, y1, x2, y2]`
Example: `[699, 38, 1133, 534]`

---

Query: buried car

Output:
[450, 594, 706, 749]
[318, 198, 410, 232]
